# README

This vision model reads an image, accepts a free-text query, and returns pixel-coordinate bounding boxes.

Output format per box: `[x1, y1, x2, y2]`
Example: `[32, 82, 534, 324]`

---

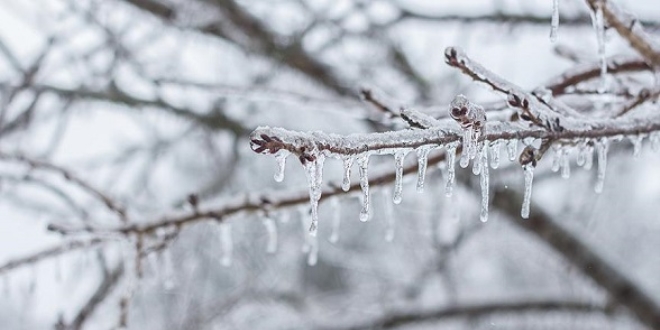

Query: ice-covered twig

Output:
[250, 114, 660, 160]
[444, 47, 574, 129]
[585, 0, 660, 67]
[400, 107, 444, 129]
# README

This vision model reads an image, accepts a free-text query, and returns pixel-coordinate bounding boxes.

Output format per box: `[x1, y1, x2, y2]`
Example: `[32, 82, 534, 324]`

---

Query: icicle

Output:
[460, 129, 472, 168]
[584, 145, 594, 170]
[650, 132, 660, 152]
[630, 135, 644, 159]
[560, 149, 571, 179]
[262, 216, 278, 254]
[479, 141, 490, 222]
[307, 232, 318, 266]
[393, 151, 406, 204]
[521, 164, 535, 219]
[489, 140, 501, 169]
[595, 138, 609, 193]
[341, 156, 354, 192]
[220, 222, 232, 267]
[445, 144, 457, 197]
[273, 151, 289, 182]
[507, 139, 518, 161]
[576, 142, 587, 167]
[357, 155, 370, 222]
[591, 2, 607, 93]
[416, 147, 431, 193]
[550, 0, 560, 42]
[304, 155, 325, 236]
[551, 145, 561, 172]
[329, 197, 341, 243]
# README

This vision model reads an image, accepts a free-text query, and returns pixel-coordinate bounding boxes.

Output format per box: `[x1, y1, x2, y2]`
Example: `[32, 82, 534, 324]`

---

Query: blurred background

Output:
[0, 0, 659, 329]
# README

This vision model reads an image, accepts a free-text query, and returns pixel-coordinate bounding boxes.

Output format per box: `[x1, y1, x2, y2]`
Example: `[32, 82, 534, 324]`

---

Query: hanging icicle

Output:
[479, 140, 490, 222]
[341, 156, 354, 192]
[550, 0, 560, 42]
[416, 146, 431, 193]
[304, 154, 325, 236]
[393, 151, 407, 204]
[273, 150, 289, 182]
[591, 1, 608, 93]
[507, 139, 518, 161]
[445, 144, 457, 197]
[521, 164, 535, 219]
[595, 138, 610, 193]
[357, 154, 371, 222]
[489, 140, 501, 169]
[445, 144, 456, 197]
[560, 149, 571, 179]
[630, 135, 644, 159]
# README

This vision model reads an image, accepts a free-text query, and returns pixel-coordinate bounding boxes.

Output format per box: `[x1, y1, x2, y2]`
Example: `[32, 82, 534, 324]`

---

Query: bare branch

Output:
[332, 299, 611, 330]
[0, 238, 107, 276]
[67, 263, 124, 330]
[0, 152, 129, 222]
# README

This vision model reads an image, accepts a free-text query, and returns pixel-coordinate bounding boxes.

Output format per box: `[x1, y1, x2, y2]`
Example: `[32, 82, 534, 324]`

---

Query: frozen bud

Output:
[449, 94, 486, 130]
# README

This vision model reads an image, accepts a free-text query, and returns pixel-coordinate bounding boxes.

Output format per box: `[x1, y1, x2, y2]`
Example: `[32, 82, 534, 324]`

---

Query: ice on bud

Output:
[341, 156, 354, 192]
[595, 138, 609, 193]
[393, 151, 407, 204]
[521, 164, 535, 219]
[273, 150, 289, 182]
[357, 155, 370, 222]
[550, 0, 560, 42]
[262, 216, 278, 254]
[479, 140, 490, 222]
[220, 222, 232, 267]
[416, 147, 431, 193]
[507, 139, 518, 161]
[445, 144, 457, 197]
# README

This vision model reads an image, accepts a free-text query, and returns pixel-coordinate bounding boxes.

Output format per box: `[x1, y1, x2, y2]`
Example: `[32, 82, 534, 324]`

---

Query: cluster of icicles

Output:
[256, 133, 660, 266]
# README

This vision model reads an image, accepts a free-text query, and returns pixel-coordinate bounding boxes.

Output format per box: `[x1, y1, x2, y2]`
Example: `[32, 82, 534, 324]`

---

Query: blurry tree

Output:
[1, 0, 660, 329]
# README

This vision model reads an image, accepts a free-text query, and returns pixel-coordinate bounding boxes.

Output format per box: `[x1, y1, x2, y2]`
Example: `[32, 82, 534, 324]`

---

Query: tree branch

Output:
[331, 299, 611, 330]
